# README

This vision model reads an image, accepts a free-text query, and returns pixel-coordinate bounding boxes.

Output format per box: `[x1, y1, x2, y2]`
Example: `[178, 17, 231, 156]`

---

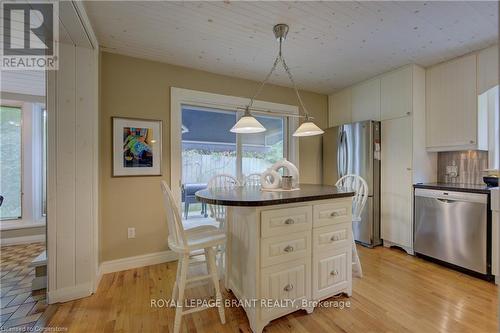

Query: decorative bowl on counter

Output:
[483, 176, 499, 187]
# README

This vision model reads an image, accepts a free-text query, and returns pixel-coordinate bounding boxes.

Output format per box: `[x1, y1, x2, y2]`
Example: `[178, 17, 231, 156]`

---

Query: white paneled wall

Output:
[46, 2, 99, 303]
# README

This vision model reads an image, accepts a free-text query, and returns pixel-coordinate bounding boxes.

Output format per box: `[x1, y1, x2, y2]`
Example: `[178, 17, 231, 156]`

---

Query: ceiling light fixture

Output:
[231, 23, 324, 137]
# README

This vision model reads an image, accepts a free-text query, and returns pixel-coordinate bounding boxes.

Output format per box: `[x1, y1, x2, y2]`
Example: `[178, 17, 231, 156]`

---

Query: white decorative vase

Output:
[271, 159, 300, 188]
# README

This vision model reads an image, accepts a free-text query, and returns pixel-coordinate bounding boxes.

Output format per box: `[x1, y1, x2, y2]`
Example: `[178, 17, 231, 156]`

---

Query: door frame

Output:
[170, 87, 299, 205]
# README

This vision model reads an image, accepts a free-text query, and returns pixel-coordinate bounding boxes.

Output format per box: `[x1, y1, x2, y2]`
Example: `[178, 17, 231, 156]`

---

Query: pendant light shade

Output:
[230, 115, 266, 133]
[293, 121, 325, 137]
[235, 23, 324, 137]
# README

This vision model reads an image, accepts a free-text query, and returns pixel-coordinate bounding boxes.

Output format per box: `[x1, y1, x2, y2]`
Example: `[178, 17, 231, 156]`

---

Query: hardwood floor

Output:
[46, 246, 498, 332]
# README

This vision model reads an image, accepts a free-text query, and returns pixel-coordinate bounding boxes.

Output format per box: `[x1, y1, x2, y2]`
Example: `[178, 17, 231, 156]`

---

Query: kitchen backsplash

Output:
[437, 151, 488, 185]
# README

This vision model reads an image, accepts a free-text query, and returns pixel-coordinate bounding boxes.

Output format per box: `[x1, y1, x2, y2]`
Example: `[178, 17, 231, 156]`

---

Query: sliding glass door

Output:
[180, 105, 287, 223]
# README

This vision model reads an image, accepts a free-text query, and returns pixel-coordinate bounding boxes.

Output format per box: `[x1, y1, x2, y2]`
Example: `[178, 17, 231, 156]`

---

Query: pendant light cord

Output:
[246, 35, 311, 120]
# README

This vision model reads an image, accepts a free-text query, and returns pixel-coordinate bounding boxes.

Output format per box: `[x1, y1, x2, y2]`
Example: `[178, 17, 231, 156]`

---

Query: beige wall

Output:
[99, 52, 328, 262]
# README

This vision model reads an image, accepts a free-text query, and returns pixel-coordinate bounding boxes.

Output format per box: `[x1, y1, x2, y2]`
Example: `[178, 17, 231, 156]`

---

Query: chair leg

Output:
[184, 202, 189, 219]
[204, 248, 216, 296]
[174, 254, 189, 333]
[352, 236, 363, 278]
[207, 247, 226, 325]
[172, 257, 182, 300]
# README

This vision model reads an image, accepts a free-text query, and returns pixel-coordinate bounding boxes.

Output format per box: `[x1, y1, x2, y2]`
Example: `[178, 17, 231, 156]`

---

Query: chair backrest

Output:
[244, 173, 262, 187]
[207, 174, 241, 224]
[160, 181, 187, 250]
[335, 174, 369, 222]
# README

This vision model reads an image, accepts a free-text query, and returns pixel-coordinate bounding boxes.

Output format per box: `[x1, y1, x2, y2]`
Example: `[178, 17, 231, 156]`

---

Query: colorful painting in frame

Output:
[112, 117, 162, 176]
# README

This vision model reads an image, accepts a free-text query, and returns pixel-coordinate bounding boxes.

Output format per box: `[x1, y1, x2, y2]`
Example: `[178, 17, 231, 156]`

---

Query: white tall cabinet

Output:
[380, 65, 436, 253]
[328, 64, 437, 254]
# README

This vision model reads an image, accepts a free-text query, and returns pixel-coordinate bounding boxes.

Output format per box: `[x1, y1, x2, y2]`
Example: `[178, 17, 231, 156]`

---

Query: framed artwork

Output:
[112, 117, 162, 176]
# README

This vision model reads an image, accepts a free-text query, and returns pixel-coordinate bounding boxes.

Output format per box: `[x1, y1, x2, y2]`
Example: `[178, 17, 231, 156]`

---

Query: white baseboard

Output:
[48, 283, 92, 304]
[495, 276, 499, 285]
[0, 234, 46, 246]
[96, 250, 178, 288]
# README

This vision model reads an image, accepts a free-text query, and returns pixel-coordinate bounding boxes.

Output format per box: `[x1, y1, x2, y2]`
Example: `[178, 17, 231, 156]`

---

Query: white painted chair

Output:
[244, 173, 262, 187]
[207, 174, 241, 230]
[160, 181, 226, 333]
[335, 174, 369, 278]
[207, 174, 241, 273]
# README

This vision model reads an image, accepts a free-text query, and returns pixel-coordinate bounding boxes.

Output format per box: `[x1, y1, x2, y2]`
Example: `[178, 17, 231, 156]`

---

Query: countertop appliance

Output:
[414, 188, 491, 276]
[323, 120, 381, 247]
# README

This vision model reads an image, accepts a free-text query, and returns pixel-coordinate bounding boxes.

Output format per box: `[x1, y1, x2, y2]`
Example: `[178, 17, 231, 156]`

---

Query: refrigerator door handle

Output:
[337, 130, 342, 178]
[337, 129, 344, 178]
[342, 130, 348, 176]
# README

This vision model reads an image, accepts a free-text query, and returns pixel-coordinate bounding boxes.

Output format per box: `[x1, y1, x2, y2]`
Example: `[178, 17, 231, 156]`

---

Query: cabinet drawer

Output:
[313, 200, 352, 228]
[313, 249, 350, 300]
[261, 259, 310, 320]
[261, 232, 311, 267]
[314, 223, 352, 253]
[261, 206, 312, 238]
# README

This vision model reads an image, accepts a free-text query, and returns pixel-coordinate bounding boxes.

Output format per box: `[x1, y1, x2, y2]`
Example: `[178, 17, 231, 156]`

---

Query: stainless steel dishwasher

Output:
[414, 188, 488, 274]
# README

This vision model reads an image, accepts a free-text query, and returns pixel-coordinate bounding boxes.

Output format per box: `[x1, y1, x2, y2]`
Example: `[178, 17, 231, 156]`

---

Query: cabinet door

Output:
[352, 78, 381, 122]
[381, 116, 413, 248]
[426, 54, 477, 150]
[478, 45, 499, 95]
[381, 66, 412, 120]
[328, 88, 352, 127]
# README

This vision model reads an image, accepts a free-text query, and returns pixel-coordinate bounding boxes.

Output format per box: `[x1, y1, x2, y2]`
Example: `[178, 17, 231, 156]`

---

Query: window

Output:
[181, 106, 288, 185]
[0, 106, 22, 220]
[182, 107, 237, 184]
[0, 101, 46, 228]
[241, 115, 284, 176]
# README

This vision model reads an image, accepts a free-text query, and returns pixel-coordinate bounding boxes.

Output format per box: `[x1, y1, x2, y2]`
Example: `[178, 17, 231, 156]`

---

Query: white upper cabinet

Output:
[328, 88, 352, 127]
[426, 53, 478, 151]
[381, 66, 412, 120]
[351, 78, 381, 122]
[478, 45, 499, 95]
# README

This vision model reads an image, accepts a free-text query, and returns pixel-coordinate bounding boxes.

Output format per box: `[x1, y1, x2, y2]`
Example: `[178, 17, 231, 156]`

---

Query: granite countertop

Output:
[195, 183, 354, 207]
[414, 182, 497, 194]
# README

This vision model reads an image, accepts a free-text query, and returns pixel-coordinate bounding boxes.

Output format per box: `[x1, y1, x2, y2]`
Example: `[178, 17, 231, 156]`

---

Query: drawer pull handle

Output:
[330, 235, 338, 242]
[330, 211, 339, 217]
[330, 270, 338, 276]
[284, 245, 294, 253]
[284, 218, 295, 225]
[284, 284, 294, 292]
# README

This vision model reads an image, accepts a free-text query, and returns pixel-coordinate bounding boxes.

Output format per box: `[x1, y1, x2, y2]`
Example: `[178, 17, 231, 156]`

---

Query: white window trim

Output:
[170, 87, 300, 205]
[0, 100, 46, 230]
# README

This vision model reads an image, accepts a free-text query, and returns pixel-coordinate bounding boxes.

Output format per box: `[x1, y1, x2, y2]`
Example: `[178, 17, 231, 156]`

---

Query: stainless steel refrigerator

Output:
[323, 120, 382, 247]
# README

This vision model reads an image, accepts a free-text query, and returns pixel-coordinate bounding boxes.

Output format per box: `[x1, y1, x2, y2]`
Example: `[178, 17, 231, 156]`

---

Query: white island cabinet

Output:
[196, 184, 354, 333]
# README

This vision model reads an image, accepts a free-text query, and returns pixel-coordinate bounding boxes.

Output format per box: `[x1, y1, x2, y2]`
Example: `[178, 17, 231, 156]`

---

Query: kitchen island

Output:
[196, 184, 355, 333]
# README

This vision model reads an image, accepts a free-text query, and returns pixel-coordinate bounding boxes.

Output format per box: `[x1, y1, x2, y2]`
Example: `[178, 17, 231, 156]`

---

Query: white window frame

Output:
[0, 98, 46, 230]
[171, 87, 299, 205]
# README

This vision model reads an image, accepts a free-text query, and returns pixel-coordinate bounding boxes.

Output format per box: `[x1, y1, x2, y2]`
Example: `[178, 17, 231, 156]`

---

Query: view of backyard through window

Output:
[181, 106, 285, 221]
[0, 106, 22, 220]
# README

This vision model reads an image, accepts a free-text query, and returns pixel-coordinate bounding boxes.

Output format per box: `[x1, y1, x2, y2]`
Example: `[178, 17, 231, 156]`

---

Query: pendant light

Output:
[231, 23, 324, 137]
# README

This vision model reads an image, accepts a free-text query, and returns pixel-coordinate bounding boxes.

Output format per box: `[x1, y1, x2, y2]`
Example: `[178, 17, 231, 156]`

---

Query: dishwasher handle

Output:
[436, 198, 457, 204]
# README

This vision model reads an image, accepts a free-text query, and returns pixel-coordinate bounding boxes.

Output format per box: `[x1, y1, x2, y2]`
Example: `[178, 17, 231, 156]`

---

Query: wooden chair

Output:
[244, 173, 262, 187]
[335, 174, 369, 278]
[160, 181, 226, 333]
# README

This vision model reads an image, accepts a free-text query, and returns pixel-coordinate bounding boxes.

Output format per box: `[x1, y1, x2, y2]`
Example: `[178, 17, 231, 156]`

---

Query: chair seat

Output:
[169, 225, 226, 253]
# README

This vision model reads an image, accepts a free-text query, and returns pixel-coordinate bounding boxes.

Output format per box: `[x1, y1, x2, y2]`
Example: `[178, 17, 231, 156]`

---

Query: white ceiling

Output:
[84, 1, 498, 94]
